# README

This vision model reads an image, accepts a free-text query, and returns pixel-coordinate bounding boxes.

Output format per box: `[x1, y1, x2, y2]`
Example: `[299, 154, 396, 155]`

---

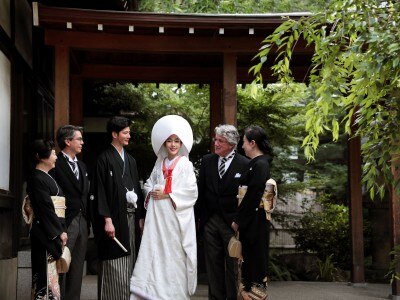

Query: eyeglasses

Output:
[71, 137, 83, 142]
[212, 138, 228, 144]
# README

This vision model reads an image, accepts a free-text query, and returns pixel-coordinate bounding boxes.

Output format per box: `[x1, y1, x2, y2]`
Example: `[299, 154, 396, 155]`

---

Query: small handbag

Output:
[56, 246, 71, 273]
[22, 195, 34, 226]
[248, 283, 268, 300]
[228, 233, 242, 260]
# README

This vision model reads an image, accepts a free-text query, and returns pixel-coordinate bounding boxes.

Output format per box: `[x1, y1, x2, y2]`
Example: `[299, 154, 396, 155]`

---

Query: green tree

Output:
[93, 83, 210, 178]
[291, 195, 352, 269]
[237, 84, 348, 201]
[136, 0, 328, 13]
[251, 0, 400, 199]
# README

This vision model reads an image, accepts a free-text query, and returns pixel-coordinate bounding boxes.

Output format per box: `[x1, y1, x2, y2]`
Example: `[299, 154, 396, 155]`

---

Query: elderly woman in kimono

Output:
[130, 115, 198, 300]
[27, 139, 68, 300]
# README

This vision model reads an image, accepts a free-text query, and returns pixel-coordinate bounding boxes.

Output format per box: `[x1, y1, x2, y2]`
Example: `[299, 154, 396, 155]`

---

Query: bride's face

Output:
[165, 134, 182, 159]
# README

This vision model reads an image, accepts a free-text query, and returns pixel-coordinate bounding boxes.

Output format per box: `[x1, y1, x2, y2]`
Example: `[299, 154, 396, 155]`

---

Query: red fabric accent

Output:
[162, 156, 182, 194]
[144, 193, 151, 209]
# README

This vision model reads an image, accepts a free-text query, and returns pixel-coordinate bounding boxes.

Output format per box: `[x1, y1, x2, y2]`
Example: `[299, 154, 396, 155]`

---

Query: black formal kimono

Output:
[234, 154, 272, 291]
[27, 169, 65, 300]
[92, 145, 144, 300]
[93, 145, 144, 259]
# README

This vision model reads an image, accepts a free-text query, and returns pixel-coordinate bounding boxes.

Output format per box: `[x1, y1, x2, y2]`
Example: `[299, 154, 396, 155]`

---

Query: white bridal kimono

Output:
[130, 156, 198, 300]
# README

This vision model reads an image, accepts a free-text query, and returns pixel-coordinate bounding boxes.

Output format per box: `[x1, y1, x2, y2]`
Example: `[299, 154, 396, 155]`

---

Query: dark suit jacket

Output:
[52, 152, 90, 227]
[197, 152, 249, 227]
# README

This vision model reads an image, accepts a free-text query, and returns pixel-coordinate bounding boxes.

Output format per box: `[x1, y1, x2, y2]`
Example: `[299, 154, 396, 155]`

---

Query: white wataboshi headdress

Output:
[151, 115, 193, 159]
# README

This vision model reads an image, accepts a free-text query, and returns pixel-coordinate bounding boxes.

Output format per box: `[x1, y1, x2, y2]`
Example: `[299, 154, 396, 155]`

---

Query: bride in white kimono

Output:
[130, 115, 198, 300]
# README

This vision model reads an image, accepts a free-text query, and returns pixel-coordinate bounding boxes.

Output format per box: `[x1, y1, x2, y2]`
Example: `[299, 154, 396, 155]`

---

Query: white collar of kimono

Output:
[151, 115, 193, 159]
[164, 156, 179, 168]
[111, 143, 125, 161]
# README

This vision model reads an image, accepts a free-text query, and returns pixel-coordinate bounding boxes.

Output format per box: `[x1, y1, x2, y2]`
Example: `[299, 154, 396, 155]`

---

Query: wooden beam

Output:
[390, 155, 400, 296]
[45, 30, 313, 55]
[348, 135, 365, 283]
[77, 64, 309, 83]
[54, 45, 70, 135]
[45, 30, 267, 53]
[80, 65, 222, 82]
[36, 3, 310, 29]
[222, 53, 237, 125]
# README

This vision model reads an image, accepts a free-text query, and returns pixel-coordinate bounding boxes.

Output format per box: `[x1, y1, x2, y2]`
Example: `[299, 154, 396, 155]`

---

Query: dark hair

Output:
[244, 125, 273, 156]
[32, 139, 55, 163]
[106, 116, 131, 139]
[56, 125, 83, 149]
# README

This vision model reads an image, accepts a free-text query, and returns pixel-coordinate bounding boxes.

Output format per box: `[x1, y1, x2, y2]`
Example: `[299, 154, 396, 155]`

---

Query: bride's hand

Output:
[151, 189, 168, 200]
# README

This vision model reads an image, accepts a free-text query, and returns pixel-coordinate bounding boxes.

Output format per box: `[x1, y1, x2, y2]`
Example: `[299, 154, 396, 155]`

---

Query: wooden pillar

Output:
[348, 135, 365, 283]
[210, 81, 222, 135]
[70, 75, 83, 126]
[390, 155, 400, 297]
[222, 53, 237, 125]
[209, 81, 222, 153]
[54, 45, 70, 133]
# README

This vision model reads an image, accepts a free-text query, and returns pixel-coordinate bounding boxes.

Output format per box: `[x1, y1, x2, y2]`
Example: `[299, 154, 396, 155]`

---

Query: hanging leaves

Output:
[251, 0, 400, 199]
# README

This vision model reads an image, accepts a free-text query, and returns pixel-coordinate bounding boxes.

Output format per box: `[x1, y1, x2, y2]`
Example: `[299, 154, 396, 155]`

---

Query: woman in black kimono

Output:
[231, 126, 273, 299]
[27, 139, 67, 300]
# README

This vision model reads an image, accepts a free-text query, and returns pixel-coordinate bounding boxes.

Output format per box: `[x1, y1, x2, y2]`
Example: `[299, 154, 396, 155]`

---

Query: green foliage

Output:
[315, 254, 344, 281]
[92, 81, 348, 204]
[137, 0, 328, 13]
[251, 0, 400, 199]
[290, 195, 352, 269]
[238, 84, 308, 188]
[237, 84, 308, 147]
[268, 252, 299, 281]
[387, 245, 400, 283]
[94, 83, 210, 178]
[238, 84, 348, 205]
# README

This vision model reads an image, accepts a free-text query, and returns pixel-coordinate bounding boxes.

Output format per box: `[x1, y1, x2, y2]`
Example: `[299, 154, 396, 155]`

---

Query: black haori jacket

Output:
[92, 145, 144, 260]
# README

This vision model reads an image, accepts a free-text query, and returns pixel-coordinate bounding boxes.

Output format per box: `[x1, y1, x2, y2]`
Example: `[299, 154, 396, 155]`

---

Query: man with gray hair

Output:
[52, 125, 89, 300]
[197, 124, 249, 300]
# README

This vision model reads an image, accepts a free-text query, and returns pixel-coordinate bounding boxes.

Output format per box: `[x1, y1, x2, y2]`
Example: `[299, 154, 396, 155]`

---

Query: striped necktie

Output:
[68, 160, 79, 180]
[219, 152, 235, 178]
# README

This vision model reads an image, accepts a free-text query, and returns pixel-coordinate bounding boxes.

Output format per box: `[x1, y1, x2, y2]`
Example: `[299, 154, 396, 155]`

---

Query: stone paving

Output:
[81, 275, 394, 300]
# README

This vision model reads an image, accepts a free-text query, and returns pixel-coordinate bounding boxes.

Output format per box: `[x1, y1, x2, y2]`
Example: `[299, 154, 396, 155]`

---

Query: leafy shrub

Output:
[315, 254, 346, 282]
[268, 252, 299, 281]
[290, 194, 351, 270]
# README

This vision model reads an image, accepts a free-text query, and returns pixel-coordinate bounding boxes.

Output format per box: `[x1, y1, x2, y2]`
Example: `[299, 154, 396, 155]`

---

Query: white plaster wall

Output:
[0, 50, 11, 191]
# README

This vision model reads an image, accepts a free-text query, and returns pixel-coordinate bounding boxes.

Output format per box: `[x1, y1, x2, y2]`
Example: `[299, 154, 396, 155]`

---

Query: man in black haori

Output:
[92, 116, 144, 300]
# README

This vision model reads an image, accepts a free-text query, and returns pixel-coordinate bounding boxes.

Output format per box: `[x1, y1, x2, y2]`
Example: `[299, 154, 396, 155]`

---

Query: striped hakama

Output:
[99, 211, 136, 300]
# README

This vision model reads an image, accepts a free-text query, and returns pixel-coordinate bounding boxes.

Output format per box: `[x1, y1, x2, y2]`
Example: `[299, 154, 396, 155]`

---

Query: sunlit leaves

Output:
[251, 0, 400, 199]
[137, 0, 328, 14]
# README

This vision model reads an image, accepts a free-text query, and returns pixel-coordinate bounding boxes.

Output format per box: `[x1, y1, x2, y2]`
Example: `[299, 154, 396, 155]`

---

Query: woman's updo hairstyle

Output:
[244, 125, 273, 156]
[32, 139, 55, 163]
